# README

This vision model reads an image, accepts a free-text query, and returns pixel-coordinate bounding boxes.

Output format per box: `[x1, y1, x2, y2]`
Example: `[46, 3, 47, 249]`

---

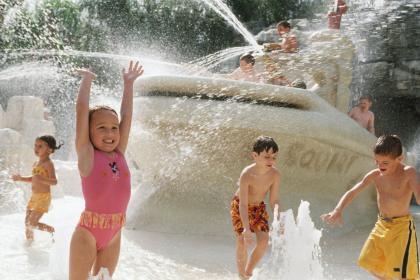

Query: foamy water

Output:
[253, 202, 323, 279]
[0, 130, 375, 279]
[0, 196, 237, 280]
[0, 189, 379, 279]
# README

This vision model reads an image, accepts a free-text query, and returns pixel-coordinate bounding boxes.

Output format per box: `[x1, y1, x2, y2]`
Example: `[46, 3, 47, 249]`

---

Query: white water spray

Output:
[253, 201, 324, 279]
[197, 0, 260, 48]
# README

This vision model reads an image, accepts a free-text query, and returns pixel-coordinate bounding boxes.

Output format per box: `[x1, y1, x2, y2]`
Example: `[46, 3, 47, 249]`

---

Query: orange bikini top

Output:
[32, 166, 49, 177]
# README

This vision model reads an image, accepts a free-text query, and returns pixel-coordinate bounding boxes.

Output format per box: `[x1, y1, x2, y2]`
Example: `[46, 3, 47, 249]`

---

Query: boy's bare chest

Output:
[376, 176, 409, 197]
[353, 110, 370, 121]
[249, 176, 272, 193]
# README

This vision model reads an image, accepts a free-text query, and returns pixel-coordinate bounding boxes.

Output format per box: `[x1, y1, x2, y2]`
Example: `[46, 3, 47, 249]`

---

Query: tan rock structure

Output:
[128, 75, 379, 234]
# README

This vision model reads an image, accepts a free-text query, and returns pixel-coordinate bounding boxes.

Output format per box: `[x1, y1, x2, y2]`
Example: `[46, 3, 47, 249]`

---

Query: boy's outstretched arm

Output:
[263, 43, 282, 51]
[269, 171, 281, 213]
[118, 61, 144, 155]
[321, 171, 375, 227]
[75, 69, 96, 177]
[408, 167, 420, 205]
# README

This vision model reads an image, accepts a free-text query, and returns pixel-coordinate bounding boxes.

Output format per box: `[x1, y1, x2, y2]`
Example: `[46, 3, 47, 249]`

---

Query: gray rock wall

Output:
[348, 1, 420, 146]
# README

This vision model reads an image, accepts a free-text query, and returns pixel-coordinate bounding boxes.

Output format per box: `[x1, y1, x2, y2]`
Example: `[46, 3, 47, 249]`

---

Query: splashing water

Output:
[185, 45, 257, 74]
[253, 201, 323, 280]
[1, 49, 186, 76]
[89, 268, 112, 280]
[409, 128, 420, 171]
[346, 0, 386, 9]
[197, 0, 260, 48]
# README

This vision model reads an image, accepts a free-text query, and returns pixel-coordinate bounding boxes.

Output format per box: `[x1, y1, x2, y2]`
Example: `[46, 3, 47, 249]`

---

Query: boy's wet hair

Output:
[277, 21, 291, 29]
[37, 135, 63, 152]
[89, 105, 118, 122]
[253, 136, 279, 154]
[374, 135, 402, 158]
[359, 95, 373, 102]
[240, 53, 255, 66]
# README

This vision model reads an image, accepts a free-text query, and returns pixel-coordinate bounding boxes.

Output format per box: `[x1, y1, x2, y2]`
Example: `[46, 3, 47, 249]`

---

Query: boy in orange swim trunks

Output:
[11, 135, 62, 242]
[321, 135, 420, 280]
[230, 136, 281, 279]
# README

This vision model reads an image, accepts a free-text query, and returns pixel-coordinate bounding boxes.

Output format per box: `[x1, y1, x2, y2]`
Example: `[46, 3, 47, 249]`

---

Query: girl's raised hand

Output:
[122, 60, 144, 84]
[75, 68, 96, 80]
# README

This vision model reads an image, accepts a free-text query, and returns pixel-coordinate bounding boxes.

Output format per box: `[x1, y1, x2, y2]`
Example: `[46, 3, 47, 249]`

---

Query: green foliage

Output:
[0, 0, 108, 51]
[228, 0, 329, 30]
[0, 6, 59, 49]
[78, 0, 241, 60]
[42, 0, 81, 47]
[0, 0, 330, 60]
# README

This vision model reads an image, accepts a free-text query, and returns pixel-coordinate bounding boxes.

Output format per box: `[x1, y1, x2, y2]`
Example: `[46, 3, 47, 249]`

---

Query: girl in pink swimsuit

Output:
[69, 61, 144, 279]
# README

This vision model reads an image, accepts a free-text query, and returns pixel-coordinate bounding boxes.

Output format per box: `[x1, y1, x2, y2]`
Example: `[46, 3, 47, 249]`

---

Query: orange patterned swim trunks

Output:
[230, 195, 269, 235]
[27, 192, 51, 213]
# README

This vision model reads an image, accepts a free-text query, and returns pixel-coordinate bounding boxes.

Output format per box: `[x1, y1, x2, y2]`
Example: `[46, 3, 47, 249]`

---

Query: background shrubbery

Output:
[0, 0, 328, 61]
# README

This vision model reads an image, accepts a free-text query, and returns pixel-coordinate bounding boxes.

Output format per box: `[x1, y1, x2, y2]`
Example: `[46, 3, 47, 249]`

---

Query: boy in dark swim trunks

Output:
[321, 135, 420, 280]
[230, 136, 281, 279]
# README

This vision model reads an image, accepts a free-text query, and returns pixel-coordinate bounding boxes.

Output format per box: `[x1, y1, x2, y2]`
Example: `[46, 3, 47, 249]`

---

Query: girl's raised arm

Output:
[118, 61, 144, 154]
[75, 69, 96, 176]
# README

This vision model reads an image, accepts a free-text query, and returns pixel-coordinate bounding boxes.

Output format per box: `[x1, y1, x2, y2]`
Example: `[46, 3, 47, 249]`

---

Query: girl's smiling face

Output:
[89, 109, 120, 153]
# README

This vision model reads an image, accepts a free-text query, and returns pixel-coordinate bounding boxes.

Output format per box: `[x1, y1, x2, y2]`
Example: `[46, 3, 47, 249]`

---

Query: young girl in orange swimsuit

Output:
[69, 61, 144, 279]
[11, 135, 62, 242]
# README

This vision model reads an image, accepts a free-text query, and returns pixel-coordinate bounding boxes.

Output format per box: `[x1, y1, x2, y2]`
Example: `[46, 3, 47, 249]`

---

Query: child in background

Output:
[230, 136, 281, 279]
[69, 61, 143, 279]
[328, 0, 348, 29]
[225, 53, 262, 83]
[11, 135, 61, 242]
[263, 21, 298, 53]
[348, 95, 375, 134]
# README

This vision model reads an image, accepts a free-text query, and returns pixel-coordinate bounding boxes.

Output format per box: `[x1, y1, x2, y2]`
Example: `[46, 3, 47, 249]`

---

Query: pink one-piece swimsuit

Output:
[78, 149, 131, 250]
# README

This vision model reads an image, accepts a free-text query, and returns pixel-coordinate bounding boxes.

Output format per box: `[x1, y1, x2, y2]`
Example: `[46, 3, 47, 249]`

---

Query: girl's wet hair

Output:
[89, 106, 118, 122]
[374, 135, 402, 158]
[253, 136, 279, 154]
[36, 135, 63, 152]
